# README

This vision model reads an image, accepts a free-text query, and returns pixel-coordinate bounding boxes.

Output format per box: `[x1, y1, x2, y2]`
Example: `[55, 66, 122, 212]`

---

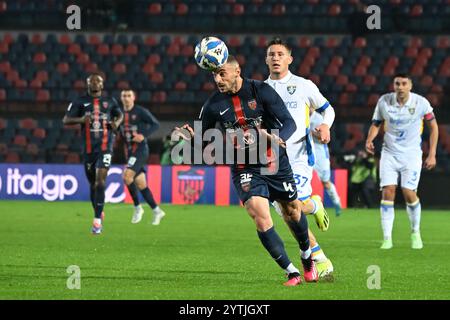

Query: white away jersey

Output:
[265, 71, 330, 162]
[372, 92, 434, 155]
[309, 111, 324, 144]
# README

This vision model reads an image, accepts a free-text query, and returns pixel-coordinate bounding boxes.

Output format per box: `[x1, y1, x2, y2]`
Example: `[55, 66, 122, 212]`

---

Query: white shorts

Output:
[313, 143, 331, 182]
[290, 155, 313, 201]
[379, 151, 422, 190]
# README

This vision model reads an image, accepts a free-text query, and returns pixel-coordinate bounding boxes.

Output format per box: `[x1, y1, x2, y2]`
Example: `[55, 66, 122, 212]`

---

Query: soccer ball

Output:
[194, 36, 229, 71]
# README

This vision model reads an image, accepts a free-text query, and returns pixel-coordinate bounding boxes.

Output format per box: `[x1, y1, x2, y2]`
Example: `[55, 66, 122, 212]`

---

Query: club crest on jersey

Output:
[102, 102, 108, 109]
[287, 85, 296, 95]
[408, 107, 415, 115]
[248, 99, 257, 110]
[132, 114, 137, 120]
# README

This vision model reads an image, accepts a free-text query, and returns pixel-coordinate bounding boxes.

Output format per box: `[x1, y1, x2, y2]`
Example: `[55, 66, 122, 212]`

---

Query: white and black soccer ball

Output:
[194, 36, 229, 71]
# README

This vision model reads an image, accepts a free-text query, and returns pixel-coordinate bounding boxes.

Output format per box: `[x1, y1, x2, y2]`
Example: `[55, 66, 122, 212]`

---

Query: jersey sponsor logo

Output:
[248, 99, 257, 110]
[284, 101, 298, 109]
[177, 168, 205, 204]
[219, 107, 230, 116]
[92, 121, 101, 130]
[287, 85, 296, 95]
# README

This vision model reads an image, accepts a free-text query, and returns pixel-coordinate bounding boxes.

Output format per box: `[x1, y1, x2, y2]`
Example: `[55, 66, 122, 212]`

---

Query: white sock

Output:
[380, 200, 395, 240]
[308, 198, 318, 214]
[135, 205, 142, 210]
[94, 218, 102, 225]
[285, 263, 300, 275]
[311, 244, 327, 263]
[325, 182, 341, 207]
[301, 248, 312, 259]
[406, 199, 421, 233]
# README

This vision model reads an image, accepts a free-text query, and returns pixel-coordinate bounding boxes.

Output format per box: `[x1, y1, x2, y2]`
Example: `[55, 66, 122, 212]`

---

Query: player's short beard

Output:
[88, 88, 102, 97]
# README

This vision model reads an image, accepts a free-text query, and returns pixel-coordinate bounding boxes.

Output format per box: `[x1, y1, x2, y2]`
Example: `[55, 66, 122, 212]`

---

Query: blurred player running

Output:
[63, 73, 123, 235]
[365, 73, 439, 250]
[175, 55, 318, 286]
[265, 38, 335, 279]
[310, 110, 343, 216]
[120, 89, 166, 225]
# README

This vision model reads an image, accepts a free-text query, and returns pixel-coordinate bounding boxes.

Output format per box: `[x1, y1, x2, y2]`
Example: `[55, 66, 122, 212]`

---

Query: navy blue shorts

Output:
[126, 150, 148, 175]
[84, 152, 113, 184]
[84, 152, 112, 170]
[232, 167, 298, 203]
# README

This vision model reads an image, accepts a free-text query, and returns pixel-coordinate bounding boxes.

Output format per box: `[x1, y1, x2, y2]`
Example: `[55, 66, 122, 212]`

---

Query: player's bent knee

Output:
[123, 170, 136, 185]
[278, 200, 300, 219]
[134, 173, 147, 190]
[382, 185, 396, 200]
[401, 188, 418, 203]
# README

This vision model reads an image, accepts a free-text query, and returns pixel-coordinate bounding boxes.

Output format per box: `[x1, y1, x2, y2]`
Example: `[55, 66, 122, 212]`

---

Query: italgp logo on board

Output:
[5, 168, 78, 201]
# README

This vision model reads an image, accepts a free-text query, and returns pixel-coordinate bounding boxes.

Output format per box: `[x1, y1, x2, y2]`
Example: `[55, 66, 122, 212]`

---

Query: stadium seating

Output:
[0, 32, 448, 116]
[1, 0, 449, 34]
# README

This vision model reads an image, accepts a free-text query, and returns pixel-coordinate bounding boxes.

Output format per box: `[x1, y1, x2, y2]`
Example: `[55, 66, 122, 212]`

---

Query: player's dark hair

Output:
[226, 54, 238, 65]
[87, 72, 105, 82]
[267, 37, 292, 54]
[121, 89, 135, 95]
[393, 73, 411, 80]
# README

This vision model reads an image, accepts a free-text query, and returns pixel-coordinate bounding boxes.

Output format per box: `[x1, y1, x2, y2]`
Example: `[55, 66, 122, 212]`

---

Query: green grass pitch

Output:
[0, 200, 449, 300]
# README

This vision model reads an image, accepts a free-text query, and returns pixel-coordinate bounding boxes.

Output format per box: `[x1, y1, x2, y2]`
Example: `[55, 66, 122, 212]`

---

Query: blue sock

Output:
[286, 212, 310, 252]
[127, 183, 140, 206]
[94, 184, 105, 219]
[257, 227, 292, 270]
[140, 187, 157, 209]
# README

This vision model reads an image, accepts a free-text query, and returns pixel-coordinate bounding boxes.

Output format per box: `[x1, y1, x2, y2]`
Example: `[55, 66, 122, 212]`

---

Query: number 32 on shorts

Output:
[293, 174, 308, 188]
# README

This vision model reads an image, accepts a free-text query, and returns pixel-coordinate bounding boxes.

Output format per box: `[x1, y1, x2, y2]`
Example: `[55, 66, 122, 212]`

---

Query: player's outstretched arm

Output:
[365, 122, 381, 155]
[424, 117, 439, 170]
[62, 114, 87, 125]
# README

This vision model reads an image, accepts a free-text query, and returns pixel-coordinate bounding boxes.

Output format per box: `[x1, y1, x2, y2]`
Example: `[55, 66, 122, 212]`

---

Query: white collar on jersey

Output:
[394, 92, 413, 108]
[266, 70, 293, 84]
